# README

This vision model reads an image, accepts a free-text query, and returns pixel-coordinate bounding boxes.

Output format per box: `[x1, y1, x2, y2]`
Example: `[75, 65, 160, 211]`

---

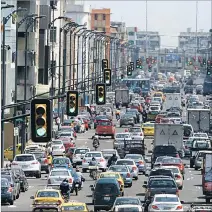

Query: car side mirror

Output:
[90, 185, 94, 188]
[180, 200, 185, 204]
[10, 184, 14, 187]
[142, 184, 147, 188]
[91, 187, 95, 191]
[30, 196, 34, 199]
[144, 181, 147, 184]
[148, 150, 152, 153]
[145, 173, 149, 177]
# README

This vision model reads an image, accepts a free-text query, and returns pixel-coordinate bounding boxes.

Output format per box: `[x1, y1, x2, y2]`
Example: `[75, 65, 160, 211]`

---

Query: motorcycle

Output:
[93, 143, 99, 151]
[62, 193, 69, 202]
[73, 181, 81, 196]
[89, 165, 98, 180]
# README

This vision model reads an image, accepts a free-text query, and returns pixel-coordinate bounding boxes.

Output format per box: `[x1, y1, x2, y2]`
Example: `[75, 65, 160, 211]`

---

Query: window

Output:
[128, 32, 134, 36]
[94, 14, 98, 20]
[102, 27, 106, 32]
[103, 14, 106, 20]
[17, 66, 29, 80]
[95, 27, 98, 30]
[50, 27, 57, 43]
[51, 60, 56, 75]
[38, 69, 44, 84]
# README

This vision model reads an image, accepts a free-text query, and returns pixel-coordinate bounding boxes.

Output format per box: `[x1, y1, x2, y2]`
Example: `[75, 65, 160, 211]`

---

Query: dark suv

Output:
[147, 168, 175, 179]
[151, 145, 179, 168]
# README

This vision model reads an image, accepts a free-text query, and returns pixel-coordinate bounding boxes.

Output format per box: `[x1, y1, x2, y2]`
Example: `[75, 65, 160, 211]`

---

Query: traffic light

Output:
[151, 59, 155, 64]
[203, 59, 206, 65]
[192, 57, 196, 62]
[66, 91, 78, 116]
[31, 99, 52, 142]
[188, 61, 192, 65]
[127, 65, 132, 76]
[207, 60, 211, 66]
[104, 69, 111, 86]
[130, 62, 134, 71]
[102, 59, 108, 71]
[96, 83, 106, 105]
[148, 64, 152, 72]
[207, 67, 211, 75]
[121, 74, 124, 79]
[136, 60, 139, 68]
[146, 58, 149, 64]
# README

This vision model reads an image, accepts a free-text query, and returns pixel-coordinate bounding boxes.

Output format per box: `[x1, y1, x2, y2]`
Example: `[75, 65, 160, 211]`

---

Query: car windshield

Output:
[50, 171, 69, 176]
[95, 183, 118, 194]
[85, 153, 101, 158]
[62, 206, 85, 211]
[33, 152, 45, 159]
[116, 160, 134, 165]
[155, 197, 179, 202]
[37, 191, 59, 198]
[125, 155, 143, 160]
[129, 128, 141, 133]
[53, 158, 69, 165]
[118, 207, 139, 212]
[149, 180, 176, 188]
[15, 155, 34, 161]
[116, 134, 129, 138]
[195, 142, 209, 148]
[162, 158, 181, 164]
[115, 198, 139, 205]
[109, 166, 128, 172]
[75, 149, 89, 154]
[1, 179, 9, 186]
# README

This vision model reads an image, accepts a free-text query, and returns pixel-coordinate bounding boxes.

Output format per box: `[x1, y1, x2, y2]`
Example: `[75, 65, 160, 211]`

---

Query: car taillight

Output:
[61, 146, 64, 149]
[176, 154, 179, 158]
[58, 200, 62, 205]
[132, 166, 137, 171]
[185, 146, 188, 149]
[83, 159, 86, 163]
[139, 161, 144, 165]
[51, 165, 54, 168]
[12, 162, 18, 165]
[68, 164, 71, 168]
[69, 178, 72, 183]
[152, 205, 159, 210]
[126, 173, 131, 178]
[7, 187, 13, 192]
[100, 158, 104, 162]
[140, 133, 143, 136]
[118, 180, 122, 185]
[176, 205, 183, 210]
[44, 159, 48, 164]
[175, 174, 181, 179]
[32, 161, 38, 165]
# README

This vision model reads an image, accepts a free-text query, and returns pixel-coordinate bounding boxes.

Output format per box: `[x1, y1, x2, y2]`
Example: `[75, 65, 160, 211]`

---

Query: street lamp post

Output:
[1, 7, 27, 168]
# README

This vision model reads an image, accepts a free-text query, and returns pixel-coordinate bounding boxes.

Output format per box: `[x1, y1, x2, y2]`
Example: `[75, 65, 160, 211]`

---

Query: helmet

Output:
[92, 157, 96, 161]
[63, 178, 68, 183]
[112, 153, 116, 157]
[76, 166, 80, 172]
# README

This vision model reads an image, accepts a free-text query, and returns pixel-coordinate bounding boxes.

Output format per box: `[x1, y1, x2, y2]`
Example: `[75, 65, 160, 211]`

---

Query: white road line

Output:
[8, 205, 17, 208]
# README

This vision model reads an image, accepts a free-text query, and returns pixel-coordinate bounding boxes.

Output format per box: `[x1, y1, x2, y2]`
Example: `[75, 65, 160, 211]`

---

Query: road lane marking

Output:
[8, 205, 16, 208]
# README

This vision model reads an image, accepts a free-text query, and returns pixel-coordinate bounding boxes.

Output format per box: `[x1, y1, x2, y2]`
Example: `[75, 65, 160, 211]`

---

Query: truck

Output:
[115, 89, 130, 107]
[154, 123, 184, 154]
[187, 109, 210, 133]
[202, 153, 212, 203]
[163, 93, 181, 111]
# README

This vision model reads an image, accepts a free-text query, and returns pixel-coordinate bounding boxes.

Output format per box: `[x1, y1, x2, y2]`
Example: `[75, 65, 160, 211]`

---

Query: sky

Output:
[84, 0, 212, 47]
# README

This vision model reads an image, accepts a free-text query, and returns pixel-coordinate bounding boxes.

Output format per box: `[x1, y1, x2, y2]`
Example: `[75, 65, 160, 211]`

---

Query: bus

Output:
[203, 80, 212, 96]
[121, 78, 150, 96]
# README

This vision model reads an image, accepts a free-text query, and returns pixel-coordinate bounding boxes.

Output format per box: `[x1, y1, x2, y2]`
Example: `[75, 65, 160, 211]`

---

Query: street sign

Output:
[160, 130, 165, 135]
[172, 130, 178, 135]
[14, 127, 19, 136]
[169, 97, 172, 100]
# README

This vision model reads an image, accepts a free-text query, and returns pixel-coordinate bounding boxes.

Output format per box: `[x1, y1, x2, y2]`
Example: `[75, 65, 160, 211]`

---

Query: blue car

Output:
[108, 165, 133, 187]
[51, 157, 73, 172]
[124, 154, 147, 174]
[1, 178, 14, 205]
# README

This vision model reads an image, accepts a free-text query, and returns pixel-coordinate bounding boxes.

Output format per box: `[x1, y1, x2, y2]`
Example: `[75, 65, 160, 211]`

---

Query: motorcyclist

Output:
[115, 109, 120, 120]
[108, 153, 118, 167]
[72, 167, 85, 190]
[60, 179, 70, 199]
[93, 135, 100, 148]
[89, 157, 98, 166]
[142, 110, 147, 123]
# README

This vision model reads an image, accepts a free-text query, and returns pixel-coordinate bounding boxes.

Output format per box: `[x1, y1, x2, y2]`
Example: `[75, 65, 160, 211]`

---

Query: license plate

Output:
[104, 197, 110, 201]
[75, 184, 79, 187]
[164, 207, 171, 210]
[22, 165, 29, 168]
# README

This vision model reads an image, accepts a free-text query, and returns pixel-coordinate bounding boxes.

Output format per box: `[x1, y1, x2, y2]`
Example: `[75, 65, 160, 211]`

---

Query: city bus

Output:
[121, 78, 150, 96]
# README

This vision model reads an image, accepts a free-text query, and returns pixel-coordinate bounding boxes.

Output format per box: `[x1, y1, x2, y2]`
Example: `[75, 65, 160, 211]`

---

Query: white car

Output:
[58, 131, 74, 140]
[47, 168, 73, 189]
[128, 127, 144, 141]
[11, 154, 41, 178]
[72, 147, 90, 166]
[115, 159, 138, 180]
[193, 133, 209, 139]
[148, 194, 184, 211]
[149, 105, 160, 113]
[101, 149, 120, 160]
[82, 151, 107, 172]
[169, 117, 182, 124]
[113, 133, 132, 149]
[114, 205, 143, 211]
[52, 144, 65, 156]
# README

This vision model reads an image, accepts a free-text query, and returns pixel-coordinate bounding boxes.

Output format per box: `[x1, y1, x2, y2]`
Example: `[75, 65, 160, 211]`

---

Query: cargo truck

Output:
[115, 89, 130, 107]
[163, 93, 181, 111]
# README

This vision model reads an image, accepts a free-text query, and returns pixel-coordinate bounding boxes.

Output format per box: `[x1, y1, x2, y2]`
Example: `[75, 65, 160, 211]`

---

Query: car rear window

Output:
[33, 152, 45, 159]
[50, 171, 69, 176]
[115, 198, 139, 205]
[116, 134, 129, 139]
[1, 175, 12, 182]
[125, 155, 143, 160]
[98, 122, 112, 126]
[129, 128, 141, 133]
[162, 158, 182, 164]
[150, 169, 172, 176]
[95, 183, 119, 194]
[52, 140, 63, 144]
[109, 166, 128, 172]
[85, 153, 101, 158]
[62, 206, 85, 211]
[155, 197, 178, 202]
[15, 155, 34, 161]
[53, 158, 69, 165]
[154, 146, 176, 153]
[149, 180, 176, 188]
[1, 178, 9, 186]
[75, 149, 89, 154]
[116, 160, 134, 165]
[37, 191, 59, 198]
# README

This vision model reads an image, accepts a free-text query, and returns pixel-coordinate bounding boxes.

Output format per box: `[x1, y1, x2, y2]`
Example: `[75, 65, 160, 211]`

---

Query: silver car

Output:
[113, 133, 132, 149]
[101, 149, 120, 161]
[115, 159, 139, 180]
[194, 150, 212, 170]
[72, 147, 90, 166]
[82, 151, 107, 172]
[47, 168, 73, 189]
[128, 127, 144, 141]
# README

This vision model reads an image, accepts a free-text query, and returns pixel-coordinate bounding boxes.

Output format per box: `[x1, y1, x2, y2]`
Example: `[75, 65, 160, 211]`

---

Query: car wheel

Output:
[13, 195, 16, 200]
[36, 172, 41, 178]
[82, 168, 87, 173]
[179, 185, 183, 190]
[9, 199, 14, 205]
[46, 168, 50, 174]
[120, 125, 122, 127]
[16, 193, 19, 199]
[21, 186, 25, 192]
[190, 163, 194, 168]
[129, 183, 132, 187]
[94, 207, 99, 212]
[195, 167, 198, 171]
[134, 176, 138, 180]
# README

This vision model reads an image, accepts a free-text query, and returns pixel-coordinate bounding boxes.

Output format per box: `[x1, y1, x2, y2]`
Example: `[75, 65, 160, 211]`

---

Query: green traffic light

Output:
[139, 66, 142, 69]
[136, 65, 139, 68]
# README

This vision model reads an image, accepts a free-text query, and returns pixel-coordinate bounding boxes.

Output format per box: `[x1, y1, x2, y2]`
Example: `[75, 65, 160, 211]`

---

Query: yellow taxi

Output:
[153, 91, 165, 101]
[30, 188, 64, 206]
[141, 122, 155, 136]
[98, 172, 124, 195]
[61, 201, 89, 212]
[4, 144, 21, 161]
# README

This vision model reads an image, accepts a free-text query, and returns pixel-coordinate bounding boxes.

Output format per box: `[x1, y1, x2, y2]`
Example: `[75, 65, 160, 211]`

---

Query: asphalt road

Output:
[1, 125, 205, 211]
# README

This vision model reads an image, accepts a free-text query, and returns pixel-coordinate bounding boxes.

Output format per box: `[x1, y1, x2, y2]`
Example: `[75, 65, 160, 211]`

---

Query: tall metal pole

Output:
[73, 34, 76, 89]
[195, 1, 198, 61]
[58, 28, 62, 129]
[51, 8, 55, 97]
[81, 36, 84, 93]
[1, 17, 6, 168]
[145, 0, 148, 59]
[76, 35, 80, 87]
[69, 31, 72, 90]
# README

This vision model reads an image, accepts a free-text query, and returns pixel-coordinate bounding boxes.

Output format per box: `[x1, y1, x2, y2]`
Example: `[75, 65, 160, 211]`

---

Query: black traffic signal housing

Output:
[207, 66, 211, 75]
[130, 62, 134, 71]
[188, 61, 192, 66]
[203, 59, 206, 65]
[136, 60, 140, 68]
[102, 59, 108, 71]
[148, 64, 152, 72]
[96, 83, 106, 105]
[127, 65, 132, 76]
[146, 58, 149, 64]
[121, 74, 124, 79]
[207, 60, 211, 66]
[104, 69, 111, 86]
[31, 99, 52, 142]
[66, 91, 79, 116]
